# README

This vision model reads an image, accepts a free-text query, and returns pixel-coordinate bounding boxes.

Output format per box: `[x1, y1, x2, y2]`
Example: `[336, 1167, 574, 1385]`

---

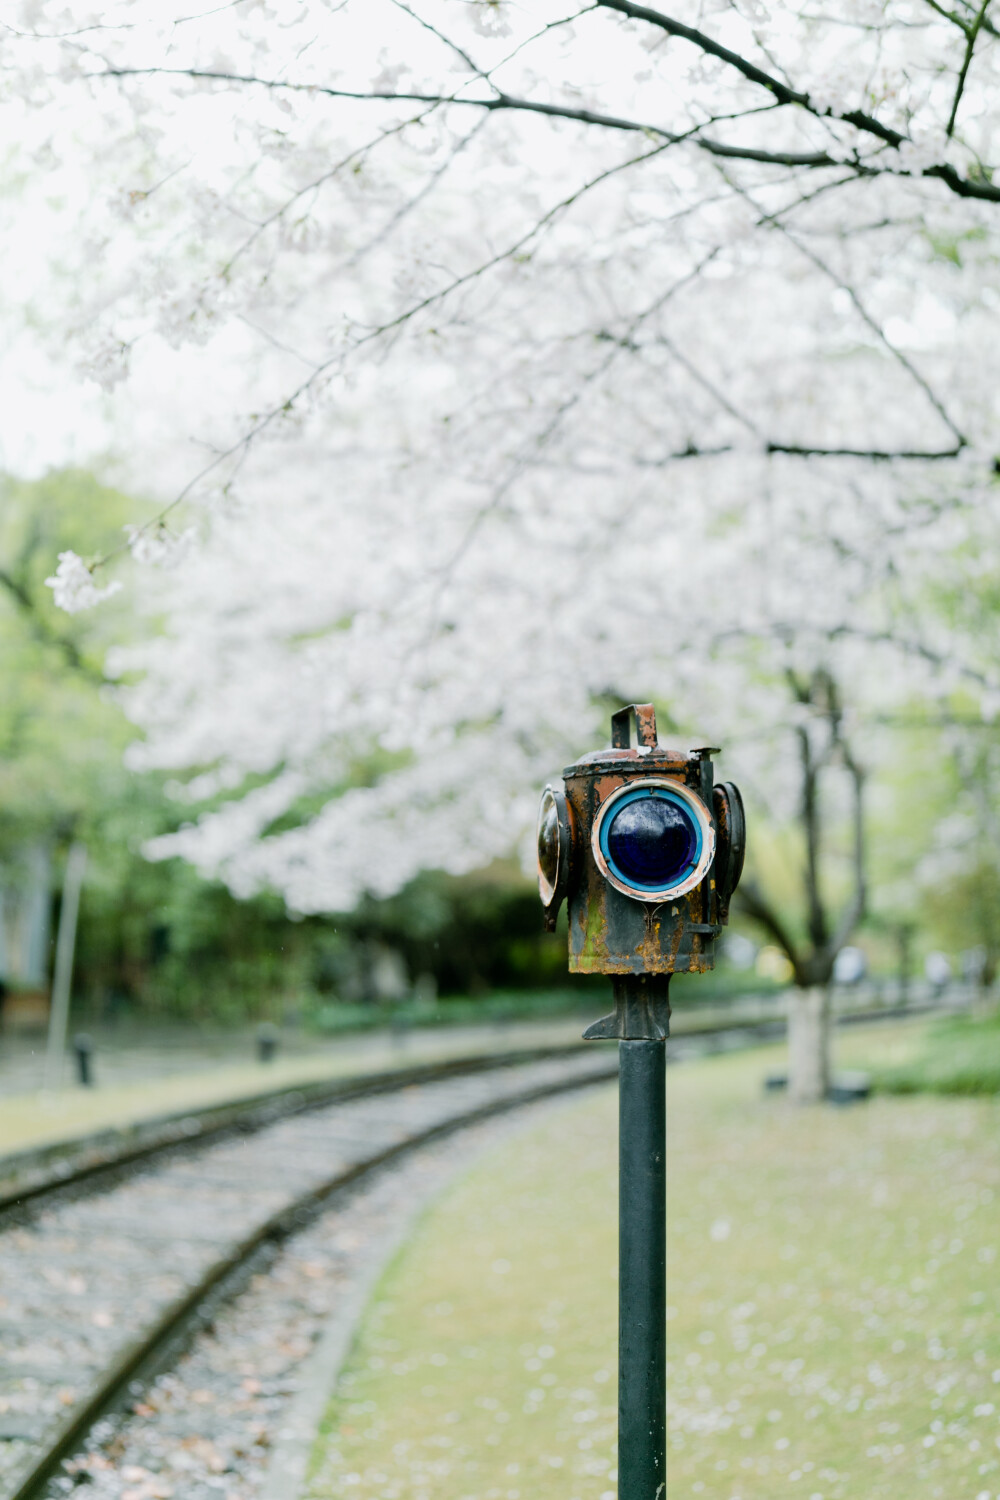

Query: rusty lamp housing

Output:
[536, 703, 744, 977]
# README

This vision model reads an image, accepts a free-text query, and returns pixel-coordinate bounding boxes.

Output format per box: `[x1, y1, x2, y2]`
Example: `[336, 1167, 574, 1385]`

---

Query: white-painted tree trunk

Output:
[0, 842, 53, 988]
[787, 986, 831, 1104]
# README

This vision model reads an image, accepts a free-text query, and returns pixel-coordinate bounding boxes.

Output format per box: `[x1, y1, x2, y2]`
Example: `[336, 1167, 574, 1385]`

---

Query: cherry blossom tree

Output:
[6, 0, 1000, 1094]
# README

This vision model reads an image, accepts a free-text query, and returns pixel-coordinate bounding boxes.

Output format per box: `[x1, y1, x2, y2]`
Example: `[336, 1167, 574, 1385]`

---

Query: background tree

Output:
[0, 472, 577, 1020]
[0, 471, 133, 995]
[736, 667, 866, 1100]
[4, 1, 1000, 1086]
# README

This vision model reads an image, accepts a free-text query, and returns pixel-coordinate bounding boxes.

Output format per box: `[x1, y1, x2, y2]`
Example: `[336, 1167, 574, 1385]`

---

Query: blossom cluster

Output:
[7, 0, 1000, 912]
[45, 551, 122, 614]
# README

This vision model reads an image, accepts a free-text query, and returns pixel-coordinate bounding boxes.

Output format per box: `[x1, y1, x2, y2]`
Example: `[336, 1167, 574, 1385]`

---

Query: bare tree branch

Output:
[947, 0, 992, 135]
[767, 440, 966, 459]
[597, 0, 1000, 200]
[425, 243, 726, 606]
[653, 333, 765, 440]
[825, 744, 867, 959]
[387, 0, 493, 86]
[221, 101, 447, 276]
[736, 877, 803, 968]
[735, 183, 968, 449]
[787, 670, 833, 957]
[339, 115, 489, 270]
[596, 0, 899, 148]
[707, 620, 996, 693]
[92, 63, 1000, 203]
[94, 133, 697, 549]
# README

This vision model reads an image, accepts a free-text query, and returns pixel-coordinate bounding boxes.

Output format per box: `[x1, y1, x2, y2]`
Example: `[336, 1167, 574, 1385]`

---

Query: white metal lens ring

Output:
[591, 778, 716, 902]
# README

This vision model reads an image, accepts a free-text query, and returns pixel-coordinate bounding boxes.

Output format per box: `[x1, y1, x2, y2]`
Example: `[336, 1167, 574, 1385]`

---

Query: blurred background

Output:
[0, 0, 997, 1171]
[0, 444, 991, 1066]
[0, 452, 998, 1088]
[1, 445, 990, 1038]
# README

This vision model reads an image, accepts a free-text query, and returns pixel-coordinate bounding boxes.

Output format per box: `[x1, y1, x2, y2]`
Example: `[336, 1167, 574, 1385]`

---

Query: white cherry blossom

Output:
[44, 551, 123, 614]
[4, 0, 998, 915]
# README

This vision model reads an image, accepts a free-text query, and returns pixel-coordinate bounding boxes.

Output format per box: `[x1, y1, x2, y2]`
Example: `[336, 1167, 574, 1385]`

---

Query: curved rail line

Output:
[0, 1044, 596, 1224]
[0, 1049, 617, 1500]
[4, 996, 924, 1222]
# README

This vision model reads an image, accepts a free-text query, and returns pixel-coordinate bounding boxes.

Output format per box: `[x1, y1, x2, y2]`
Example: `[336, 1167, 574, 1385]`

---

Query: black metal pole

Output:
[256, 1022, 278, 1063]
[72, 1033, 93, 1088]
[584, 974, 670, 1498]
[618, 1036, 666, 1499]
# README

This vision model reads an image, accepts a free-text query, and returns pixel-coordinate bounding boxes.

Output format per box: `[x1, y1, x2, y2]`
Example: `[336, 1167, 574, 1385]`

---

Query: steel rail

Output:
[2, 1055, 617, 1500]
[0, 1044, 594, 1224]
[0, 998, 933, 1224]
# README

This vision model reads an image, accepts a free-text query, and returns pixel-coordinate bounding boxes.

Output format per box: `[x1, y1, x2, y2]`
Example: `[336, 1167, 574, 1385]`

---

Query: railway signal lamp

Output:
[538, 703, 745, 1500]
[538, 702, 744, 995]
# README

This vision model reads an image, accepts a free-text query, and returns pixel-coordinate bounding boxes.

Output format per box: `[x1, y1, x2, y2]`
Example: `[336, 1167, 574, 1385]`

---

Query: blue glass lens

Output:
[606, 796, 698, 888]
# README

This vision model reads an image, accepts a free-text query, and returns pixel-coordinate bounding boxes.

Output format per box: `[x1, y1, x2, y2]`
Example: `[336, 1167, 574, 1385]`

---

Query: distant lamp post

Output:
[44, 842, 88, 1092]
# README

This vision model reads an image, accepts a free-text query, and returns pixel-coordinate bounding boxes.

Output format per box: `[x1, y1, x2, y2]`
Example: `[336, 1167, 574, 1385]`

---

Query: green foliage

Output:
[870, 1007, 1000, 1095]
[0, 469, 139, 851]
[926, 861, 1000, 981]
[336, 864, 570, 998]
[308, 987, 608, 1036]
[77, 852, 318, 1023]
[2, 469, 994, 1028]
[0, 472, 578, 1022]
[669, 967, 784, 1005]
[925, 224, 987, 266]
[0, 471, 315, 1020]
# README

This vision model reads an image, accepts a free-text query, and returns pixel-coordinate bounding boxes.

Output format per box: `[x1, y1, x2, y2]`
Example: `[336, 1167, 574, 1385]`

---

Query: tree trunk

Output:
[0, 841, 52, 988]
[787, 985, 830, 1104]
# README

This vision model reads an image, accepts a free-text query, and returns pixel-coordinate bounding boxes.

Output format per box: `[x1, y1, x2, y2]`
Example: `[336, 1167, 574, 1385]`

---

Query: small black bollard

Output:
[764, 1071, 870, 1103]
[256, 1022, 279, 1063]
[828, 1070, 871, 1105]
[72, 1033, 94, 1087]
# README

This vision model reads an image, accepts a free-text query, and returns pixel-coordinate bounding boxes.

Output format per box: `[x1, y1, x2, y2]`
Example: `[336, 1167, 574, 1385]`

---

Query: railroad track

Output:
[2, 997, 926, 1221]
[0, 1044, 603, 1222]
[0, 1047, 617, 1500]
[0, 1003, 935, 1500]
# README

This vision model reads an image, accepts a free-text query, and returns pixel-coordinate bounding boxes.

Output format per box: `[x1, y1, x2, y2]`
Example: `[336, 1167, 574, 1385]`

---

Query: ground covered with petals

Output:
[308, 1032, 1000, 1500]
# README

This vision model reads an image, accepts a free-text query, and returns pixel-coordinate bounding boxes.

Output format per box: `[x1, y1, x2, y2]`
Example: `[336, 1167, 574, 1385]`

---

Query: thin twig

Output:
[947, 0, 992, 135]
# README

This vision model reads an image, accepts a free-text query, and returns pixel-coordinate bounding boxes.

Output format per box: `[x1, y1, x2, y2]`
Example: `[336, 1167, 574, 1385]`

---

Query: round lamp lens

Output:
[606, 795, 698, 889]
[537, 789, 560, 899]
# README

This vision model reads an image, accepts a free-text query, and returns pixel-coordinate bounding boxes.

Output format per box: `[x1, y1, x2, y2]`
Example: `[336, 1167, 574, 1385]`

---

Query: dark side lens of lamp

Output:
[537, 789, 560, 898]
[606, 796, 698, 889]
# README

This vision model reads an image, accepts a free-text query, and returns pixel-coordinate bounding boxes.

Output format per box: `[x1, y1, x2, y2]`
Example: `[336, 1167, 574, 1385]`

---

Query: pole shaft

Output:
[619, 1038, 666, 1499]
[44, 842, 87, 1092]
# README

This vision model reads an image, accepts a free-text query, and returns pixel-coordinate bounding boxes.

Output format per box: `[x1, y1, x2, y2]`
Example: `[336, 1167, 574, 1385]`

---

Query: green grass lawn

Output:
[308, 1032, 1000, 1500]
[866, 1006, 1000, 1095]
